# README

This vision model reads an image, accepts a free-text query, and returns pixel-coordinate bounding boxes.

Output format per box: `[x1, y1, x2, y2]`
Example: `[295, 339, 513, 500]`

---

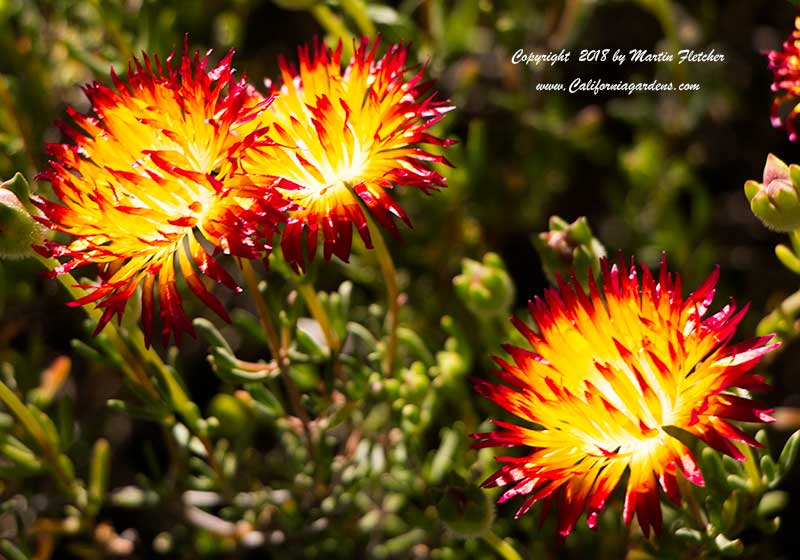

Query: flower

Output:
[34, 44, 285, 346]
[239, 38, 454, 269]
[471, 255, 778, 539]
[767, 16, 800, 141]
[532, 215, 606, 289]
[453, 252, 514, 317]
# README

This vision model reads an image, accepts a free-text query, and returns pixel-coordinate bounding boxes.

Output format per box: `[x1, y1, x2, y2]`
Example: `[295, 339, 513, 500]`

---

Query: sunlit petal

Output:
[472, 255, 778, 539]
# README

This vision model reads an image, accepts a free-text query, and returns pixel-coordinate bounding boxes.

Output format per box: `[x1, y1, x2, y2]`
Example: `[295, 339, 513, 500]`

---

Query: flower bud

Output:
[0, 175, 46, 260]
[453, 252, 514, 317]
[745, 154, 800, 232]
[533, 215, 606, 287]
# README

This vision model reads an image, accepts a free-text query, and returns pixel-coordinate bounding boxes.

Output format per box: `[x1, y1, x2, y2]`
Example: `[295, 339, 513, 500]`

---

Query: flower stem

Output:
[0, 379, 76, 500]
[364, 213, 400, 376]
[0, 77, 36, 173]
[737, 442, 763, 491]
[295, 281, 340, 353]
[238, 259, 281, 354]
[482, 530, 524, 560]
[237, 259, 312, 437]
[675, 469, 706, 530]
[118, 328, 226, 487]
[310, 4, 353, 55]
[340, 0, 376, 38]
[34, 255, 159, 399]
[33, 256, 227, 488]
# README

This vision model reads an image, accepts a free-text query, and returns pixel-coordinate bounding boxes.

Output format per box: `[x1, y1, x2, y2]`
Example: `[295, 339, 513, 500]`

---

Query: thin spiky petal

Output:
[472, 255, 778, 538]
[35, 43, 286, 345]
[240, 37, 454, 270]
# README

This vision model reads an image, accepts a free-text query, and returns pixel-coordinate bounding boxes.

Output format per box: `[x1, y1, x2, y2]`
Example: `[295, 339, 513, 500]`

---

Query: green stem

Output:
[340, 0, 376, 38]
[547, 0, 585, 49]
[0, 76, 36, 173]
[738, 442, 763, 491]
[0, 380, 75, 497]
[482, 530, 524, 560]
[34, 256, 226, 486]
[675, 470, 706, 530]
[34, 255, 159, 399]
[311, 2, 353, 52]
[295, 281, 340, 353]
[364, 213, 400, 376]
[239, 259, 281, 355]
[238, 259, 312, 437]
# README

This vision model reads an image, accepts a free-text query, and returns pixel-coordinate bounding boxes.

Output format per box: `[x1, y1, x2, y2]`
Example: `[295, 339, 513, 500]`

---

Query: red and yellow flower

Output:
[239, 38, 454, 269]
[34, 46, 285, 346]
[767, 16, 800, 141]
[472, 256, 777, 539]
